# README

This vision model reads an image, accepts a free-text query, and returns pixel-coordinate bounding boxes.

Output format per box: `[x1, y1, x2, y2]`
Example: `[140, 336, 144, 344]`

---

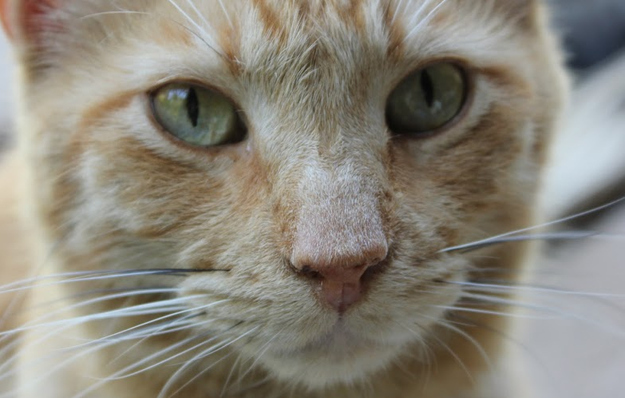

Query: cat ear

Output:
[0, 0, 60, 45]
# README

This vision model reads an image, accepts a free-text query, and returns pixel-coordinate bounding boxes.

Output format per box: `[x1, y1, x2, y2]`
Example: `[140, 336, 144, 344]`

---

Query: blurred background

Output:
[0, 1, 624, 397]
[0, 33, 10, 150]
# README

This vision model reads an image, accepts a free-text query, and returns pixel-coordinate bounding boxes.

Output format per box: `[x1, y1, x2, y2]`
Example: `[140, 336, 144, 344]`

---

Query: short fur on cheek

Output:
[1, 0, 568, 397]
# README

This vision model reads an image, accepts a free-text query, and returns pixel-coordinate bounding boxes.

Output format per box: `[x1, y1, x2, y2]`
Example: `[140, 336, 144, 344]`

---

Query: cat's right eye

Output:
[386, 62, 468, 136]
[150, 83, 246, 147]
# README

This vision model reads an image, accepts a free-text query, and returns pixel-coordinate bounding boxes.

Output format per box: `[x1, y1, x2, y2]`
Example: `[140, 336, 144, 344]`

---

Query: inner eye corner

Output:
[385, 61, 473, 138]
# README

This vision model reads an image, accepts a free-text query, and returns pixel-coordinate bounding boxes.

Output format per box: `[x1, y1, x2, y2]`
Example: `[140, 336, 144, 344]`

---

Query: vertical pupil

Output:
[420, 70, 435, 108]
[186, 88, 200, 127]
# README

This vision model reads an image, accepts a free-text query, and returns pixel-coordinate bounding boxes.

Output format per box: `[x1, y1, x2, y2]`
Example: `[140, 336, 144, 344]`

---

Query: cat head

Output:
[2, 0, 567, 390]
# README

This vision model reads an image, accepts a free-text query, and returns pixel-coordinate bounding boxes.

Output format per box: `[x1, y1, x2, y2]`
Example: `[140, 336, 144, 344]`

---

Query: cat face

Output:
[4, 0, 566, 389]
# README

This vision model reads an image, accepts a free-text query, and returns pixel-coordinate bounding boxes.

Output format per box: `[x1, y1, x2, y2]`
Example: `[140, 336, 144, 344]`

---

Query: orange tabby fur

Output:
[0, 0, 567, 397]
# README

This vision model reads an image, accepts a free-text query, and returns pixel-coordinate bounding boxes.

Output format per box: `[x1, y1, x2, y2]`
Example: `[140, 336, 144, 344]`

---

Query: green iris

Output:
[151, 83, 246, 147]
[387, 63, 467, 134]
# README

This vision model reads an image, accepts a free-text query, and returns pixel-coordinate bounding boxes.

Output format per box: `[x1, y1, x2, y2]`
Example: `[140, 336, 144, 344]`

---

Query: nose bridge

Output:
[290, 156, 388, 271]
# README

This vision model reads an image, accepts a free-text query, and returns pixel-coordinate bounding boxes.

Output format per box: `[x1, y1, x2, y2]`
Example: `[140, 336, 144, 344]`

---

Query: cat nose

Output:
[291, 241, 388, 313]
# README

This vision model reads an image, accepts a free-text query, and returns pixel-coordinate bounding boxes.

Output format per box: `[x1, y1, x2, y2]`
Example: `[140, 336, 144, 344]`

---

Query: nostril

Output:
[368, 255, 386, 268]
[300, 265, 323, 280]
[288, 256, 388, 313]
[362, 259, 385, 280]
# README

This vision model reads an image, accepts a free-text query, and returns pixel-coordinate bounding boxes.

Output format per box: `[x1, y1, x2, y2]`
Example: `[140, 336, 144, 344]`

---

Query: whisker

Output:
[441, 231, 599, 253]
[160, 325, 259, 398]
[449, 280, 625, 299]
[105, 299, 232, 364]
[406, 0, 436, 27]
[231, 331, 281, 393]
[458, 292, 625, 337]
[68, 307, 205, 352]
[165, 0, 226, 59]
[220, 349, 246, 398]
[0, 316, 193, 398]
[402, 322, 474, 384]
[80, 10, 150, 20]
[441, 195, 625, 253]
[0, 289, 193, 375]
[95, 326, 222, 383]
[433, 305, 555, 320]
[0, 268, 228, 296]
[435, 321, 493, 371]
[449, 313, 557, 387]
[215, 0, 234, 30]
[391, 0, 407, 26]
[107, 314, 204, 366]
[0, 295, 199, 338]
[405, 0, 450, 41]
[173, 352, 236, 398]
[0, 300, 209, 384]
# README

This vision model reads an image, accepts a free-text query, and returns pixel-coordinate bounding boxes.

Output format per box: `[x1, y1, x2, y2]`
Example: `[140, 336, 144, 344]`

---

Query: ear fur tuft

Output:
[0, 0, 60, 43]
[0, 0, 13, 38]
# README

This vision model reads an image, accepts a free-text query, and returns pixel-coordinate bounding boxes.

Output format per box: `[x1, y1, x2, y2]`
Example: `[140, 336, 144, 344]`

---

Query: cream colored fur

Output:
[0, 0, 568, 397]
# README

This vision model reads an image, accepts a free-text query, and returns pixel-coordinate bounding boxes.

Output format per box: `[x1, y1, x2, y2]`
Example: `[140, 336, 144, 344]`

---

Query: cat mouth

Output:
[271, 318, 397, 359]
[292, 321, 373, 355]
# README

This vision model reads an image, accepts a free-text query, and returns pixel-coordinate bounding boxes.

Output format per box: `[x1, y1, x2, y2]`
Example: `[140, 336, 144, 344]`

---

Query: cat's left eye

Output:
[150, 83, 246, 147]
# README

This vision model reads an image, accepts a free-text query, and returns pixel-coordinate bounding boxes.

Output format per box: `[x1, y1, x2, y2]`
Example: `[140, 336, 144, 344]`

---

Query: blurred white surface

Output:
[543, 51, 625, 217]
[522, 206, 625, 398]
[0, 33, 13, 137]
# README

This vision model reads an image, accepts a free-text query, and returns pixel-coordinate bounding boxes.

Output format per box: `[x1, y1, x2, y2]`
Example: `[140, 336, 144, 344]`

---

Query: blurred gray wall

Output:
[549, 0, 625, 68]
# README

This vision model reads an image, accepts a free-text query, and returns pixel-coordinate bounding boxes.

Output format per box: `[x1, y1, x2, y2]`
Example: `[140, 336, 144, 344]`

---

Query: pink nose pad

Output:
[293, 243, 388, 313]
[313, 264, 370, 313]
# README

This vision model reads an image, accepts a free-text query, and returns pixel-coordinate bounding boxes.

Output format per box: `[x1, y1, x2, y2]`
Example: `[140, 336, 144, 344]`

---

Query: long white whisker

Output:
[405, 0, 449, 41]
[88, 326, 224, 388]
[441, 196, 625, 253]
[158, 338, 236, 398]
[216, 0, 234, 29]
[452, 280, 625, 299]
[433, 305, 554, 320]
[166, 0, 222, 53]
[0, 289, 190, 374]
[232, 330, 280, 393]
[0, 295, 197, 337]
[391, 0, 407, 26]
[220, 349, 246, 397]
[106, 299, 232, 363]
[80, 10, 149, 20]
[159, 325, 259, 398]
[407, 0, 436, 27]
[0, 269, 210, 296]
[436, 321, 493, 372]
[402, 323, 474, 384]
[183, 0, 212, 29]
[0, 298, 208, 383]
[0, 315, 204, 388]
[1, 315, 186, 398]
[459, 292, 625, 337]
[442, 231, 599, 253]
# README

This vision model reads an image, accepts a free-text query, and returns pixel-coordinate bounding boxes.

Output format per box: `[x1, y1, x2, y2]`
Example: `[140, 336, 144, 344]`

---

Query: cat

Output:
[0, 0, 573, 397]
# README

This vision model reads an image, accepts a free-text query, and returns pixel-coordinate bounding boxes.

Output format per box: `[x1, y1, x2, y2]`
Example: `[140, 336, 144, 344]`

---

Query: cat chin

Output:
[258, 345, 402, 389]
[251, 326, 408, 389]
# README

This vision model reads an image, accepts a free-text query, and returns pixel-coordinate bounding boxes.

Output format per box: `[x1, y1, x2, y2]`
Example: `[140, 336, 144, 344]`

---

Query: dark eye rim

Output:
[146, 80, 249, 151]
[386, 59, 475, 139]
